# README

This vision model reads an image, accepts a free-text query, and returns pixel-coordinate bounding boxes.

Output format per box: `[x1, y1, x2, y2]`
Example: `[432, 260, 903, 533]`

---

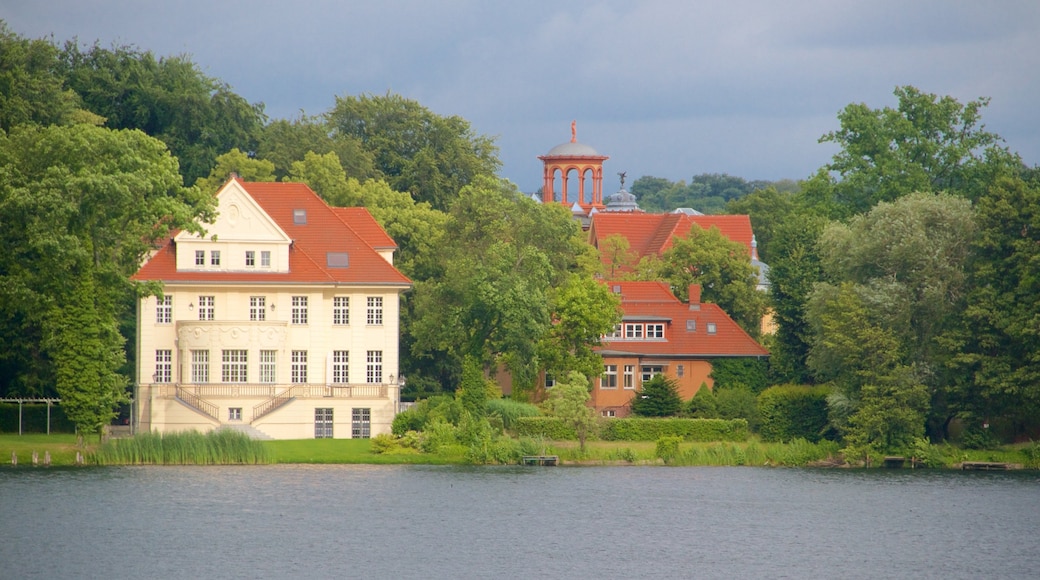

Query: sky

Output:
[5, 1, 1040, 194]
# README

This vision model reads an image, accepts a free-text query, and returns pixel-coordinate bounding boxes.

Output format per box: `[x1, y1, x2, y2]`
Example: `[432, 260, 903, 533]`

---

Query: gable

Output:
[175, 180, 290, 245]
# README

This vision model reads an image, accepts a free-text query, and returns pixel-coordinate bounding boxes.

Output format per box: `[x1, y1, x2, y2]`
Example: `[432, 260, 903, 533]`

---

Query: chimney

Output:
[688, 284, 702, 305]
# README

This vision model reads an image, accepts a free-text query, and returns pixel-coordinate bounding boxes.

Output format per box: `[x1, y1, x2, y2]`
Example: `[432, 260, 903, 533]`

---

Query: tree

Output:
[0, 23, 80, 131]
[59, 42, 266, 186]
[409, 176, 587, 393]
[948, 176, 1040, 433]
[685, 385, 717, 419]
[194, 148, 276, 194]
[327, 92, 500, 211]
[724, 185, 796, 262]
[631, 374, 682, 417]
[0, 124, 214, 406]
[542, 371, 596, 452]
[598, 233, 638, 279]
[801, 85, 1020, 219]
[536, 275, 622, 382]
[256, 114, 375, 181]
[654, 224, 767, 338]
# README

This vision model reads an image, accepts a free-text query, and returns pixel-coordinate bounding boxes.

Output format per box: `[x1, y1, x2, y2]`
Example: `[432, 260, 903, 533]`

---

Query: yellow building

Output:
[131, 178, 411, 439]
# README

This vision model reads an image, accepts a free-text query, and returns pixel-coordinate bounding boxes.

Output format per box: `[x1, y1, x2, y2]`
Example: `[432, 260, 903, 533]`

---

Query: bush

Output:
[513, 416, 577, 440]
[655, 436, 683, 464]
[685, 386, 718, 418]
[600, 418, 748, 442]
[485, 398, 541, 430]
[709, 358, 769, 393]
[757, 384, 832, 442]
[631, 375, 682, 417]
[715, 384, 759, 431]
[392, 395, 464, 435]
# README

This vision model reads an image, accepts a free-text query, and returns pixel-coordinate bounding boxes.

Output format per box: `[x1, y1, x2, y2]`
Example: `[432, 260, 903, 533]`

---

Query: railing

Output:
[156, 383, 388, 399]
[174, 386, 219, 421]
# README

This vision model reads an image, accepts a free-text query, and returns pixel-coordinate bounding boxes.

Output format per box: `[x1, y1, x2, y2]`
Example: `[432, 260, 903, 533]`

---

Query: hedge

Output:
[513, 416, 748, 442]
[757, 384, 832, 442]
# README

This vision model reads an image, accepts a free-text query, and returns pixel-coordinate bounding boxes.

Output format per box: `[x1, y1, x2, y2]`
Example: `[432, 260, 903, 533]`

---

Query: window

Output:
[250, 296, 266, 321]
[261, 251, 271, 267]
[315, 408, 333, 439]
[677, 364, 685, 378]
[291, 350, 308, 384]
[259, 350, 276, 384]
[291, 296, 308, 324]
[333, 351, 349, 384]
[221, 350, 248, 383]
[156, 296, 172, 324]
[198, 295, 214, 321]
[293, 209, 307, 224]
[641, 365, 664, 383]
[624, 365, 635, 389]
[601, 364, 618, 389]
[625, 323, 643, 339]
[191, 350, 209, 383]
[333, 297, 350, 325]
[229, 408, 242, 421]
[707, 322, 717, 335]
[155, 350, 172, 383]
[686, 320, 697, 332]
[210, 250, 221, 266]
[327, 252, 349, 268]
[367, 296, 383, 325]
[366, 350, 382, 384]
[352, 408, 371, 439]
[195, 250, 205, 266]
[245, 251, 255, 267]
[544, 374, 556, 388]
[647, 324, 665, 339]
[602, 410, 616, 417]
[605, 323, 623, 339]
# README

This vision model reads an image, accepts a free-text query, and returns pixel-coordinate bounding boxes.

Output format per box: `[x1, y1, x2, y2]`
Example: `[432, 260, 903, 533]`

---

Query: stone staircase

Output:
[219, 423, 274, 440]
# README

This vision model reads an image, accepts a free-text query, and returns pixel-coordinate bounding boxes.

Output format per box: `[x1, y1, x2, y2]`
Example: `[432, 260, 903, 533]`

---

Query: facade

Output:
[131, 178, 411, 439]
[592, 281, 768, 417]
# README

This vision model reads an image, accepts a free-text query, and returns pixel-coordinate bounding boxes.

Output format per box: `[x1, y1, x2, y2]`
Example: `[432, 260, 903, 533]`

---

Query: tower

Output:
[538, 121, 609, 212]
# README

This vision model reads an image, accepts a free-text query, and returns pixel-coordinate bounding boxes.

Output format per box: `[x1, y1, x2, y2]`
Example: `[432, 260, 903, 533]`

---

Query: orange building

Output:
[591, 281, 768, 417]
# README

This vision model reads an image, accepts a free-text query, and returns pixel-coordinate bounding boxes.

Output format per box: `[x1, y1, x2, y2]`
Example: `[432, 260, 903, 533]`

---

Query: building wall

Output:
[591, 356, 714, 417]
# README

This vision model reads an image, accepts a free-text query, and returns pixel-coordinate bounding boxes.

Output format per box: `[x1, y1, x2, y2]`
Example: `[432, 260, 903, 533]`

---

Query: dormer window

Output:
[707, 322, 717, 335]
[327, 252, 349, 268]
[293, 209, 307, 224]
[686, 320, 696, 332]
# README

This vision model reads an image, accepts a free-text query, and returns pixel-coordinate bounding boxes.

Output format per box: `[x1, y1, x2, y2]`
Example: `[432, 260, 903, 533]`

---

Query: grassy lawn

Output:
[0, 433, 92, 466]
[263, 438, 467, 465]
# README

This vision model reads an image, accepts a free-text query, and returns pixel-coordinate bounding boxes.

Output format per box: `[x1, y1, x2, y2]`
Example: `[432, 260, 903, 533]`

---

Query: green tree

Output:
[327, 92, 500, 211]
[256, 114, 375, 181]
[801, 85, 1020, 219]
[654, 224, 767, 338]
[948, 176, 1040, 433]
[194, 148, 276, 194]
[724, 185, 796, 262]
[631, 374, 682, 417]
[536, 274, 622, 382]
[714, 384, 759, 431]
[542, 371, 596, 452]
[685, 385, 718, 418]
[0, 124, 214, 403]
[598, 233, 638, 279]
[0, 23, 80, 131]
[59, 42, 266, 186]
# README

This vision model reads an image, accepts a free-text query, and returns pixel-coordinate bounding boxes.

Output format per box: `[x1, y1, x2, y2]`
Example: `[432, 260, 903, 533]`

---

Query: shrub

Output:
[709, 358, 769, 393]
[631, 375, 682, 417]
[715, 384, 759, 431]
[392, 395, 464, 435]
[513, 416, 577, 440]
[485, 398, 541, 430]
[600, 418, 748, 442]
[655, 436, 682, 464]
[685, 385, 718, 418]
[419, 419, 458, 453]
[757, 384, 831, 442]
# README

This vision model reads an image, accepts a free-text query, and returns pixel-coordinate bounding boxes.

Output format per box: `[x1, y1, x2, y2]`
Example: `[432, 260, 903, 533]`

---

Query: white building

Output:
[132, 178, 411, 439]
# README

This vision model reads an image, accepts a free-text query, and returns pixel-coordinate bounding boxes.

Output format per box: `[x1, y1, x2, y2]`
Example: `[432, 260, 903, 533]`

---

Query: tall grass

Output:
[92, 430, 269, 465]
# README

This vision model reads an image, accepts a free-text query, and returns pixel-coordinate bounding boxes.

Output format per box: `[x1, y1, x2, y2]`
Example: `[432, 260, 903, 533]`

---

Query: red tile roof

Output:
[588, 213, 754, 270]
[598, 281, 768, 359]
[132, 178, 411, 286]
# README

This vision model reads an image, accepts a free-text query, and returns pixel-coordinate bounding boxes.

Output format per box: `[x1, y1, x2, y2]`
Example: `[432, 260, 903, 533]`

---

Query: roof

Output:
[132, 178, 411, 287]
[599, 281, 768, 359]
[588, 212, 755, 270]
[543, 141, 604, 157]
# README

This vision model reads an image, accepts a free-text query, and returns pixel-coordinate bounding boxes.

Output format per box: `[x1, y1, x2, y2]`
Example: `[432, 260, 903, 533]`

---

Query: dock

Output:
[961, 461, 1016, 471]
[521, 455, 559, 466]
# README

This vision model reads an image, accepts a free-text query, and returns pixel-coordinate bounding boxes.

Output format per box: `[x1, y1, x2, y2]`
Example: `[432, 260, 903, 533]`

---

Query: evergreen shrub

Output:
[757, 384, 832, 442]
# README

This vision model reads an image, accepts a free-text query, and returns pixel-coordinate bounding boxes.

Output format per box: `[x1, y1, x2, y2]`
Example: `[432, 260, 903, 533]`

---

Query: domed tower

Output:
[538, 121, 609, 212]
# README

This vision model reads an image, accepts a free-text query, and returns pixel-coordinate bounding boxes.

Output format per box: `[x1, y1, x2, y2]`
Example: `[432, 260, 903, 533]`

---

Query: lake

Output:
[1, 465, 1038, 579]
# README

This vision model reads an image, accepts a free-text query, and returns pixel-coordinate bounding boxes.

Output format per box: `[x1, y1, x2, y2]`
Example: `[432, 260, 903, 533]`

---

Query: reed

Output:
[92, 430, 269, 465]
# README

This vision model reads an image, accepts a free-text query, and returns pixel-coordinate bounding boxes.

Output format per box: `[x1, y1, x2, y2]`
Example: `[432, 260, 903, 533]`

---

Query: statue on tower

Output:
[571, 120, 577, 143]
[618, 171, 627, 189]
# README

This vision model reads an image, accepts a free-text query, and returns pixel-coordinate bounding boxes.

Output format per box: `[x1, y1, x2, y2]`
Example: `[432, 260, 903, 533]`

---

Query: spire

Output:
[571, 120, 577, 143]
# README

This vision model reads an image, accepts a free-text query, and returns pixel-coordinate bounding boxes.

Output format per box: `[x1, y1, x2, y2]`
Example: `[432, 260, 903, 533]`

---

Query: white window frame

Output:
[315, 408, 333, 439]
[646, 323, 665, 339]
[601, 364, 618, 389]
[245, 250, 255, 267]
[155, 350, 172, 383]
[198, 295, 214, 321]
[250, 296, 266, 321]
[623, 365, 635, 389]
[707, 322, 717, 335]
[641, 365, 664, 383]
[352, 408, 371, 439]
[333, 296, 350, 325]
[210, 250, 220, 266]
[366, 350, 382, 384]
[625, 323, 643, 339]
[259, 350, 277, 384]
[261, 250, 271, 267]
[291, 350, 308, 384]
[156, 295, 172, 324]
[228, 407, 242, 421]
[191, 350, 209, 383]
[367, 296, 383, 325]
[332, 351, 349, 384]
[195, 250, 205, 266]
[292, 296, 308, 325]
[221, 350, 248, 383]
